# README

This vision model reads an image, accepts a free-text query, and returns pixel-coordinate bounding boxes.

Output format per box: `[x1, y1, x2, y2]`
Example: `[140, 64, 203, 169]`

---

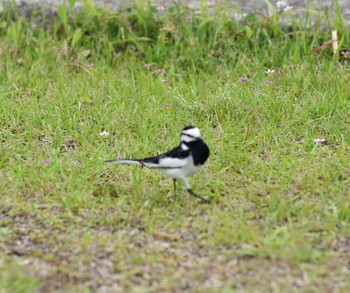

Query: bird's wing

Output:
[141, 146, 190, 169]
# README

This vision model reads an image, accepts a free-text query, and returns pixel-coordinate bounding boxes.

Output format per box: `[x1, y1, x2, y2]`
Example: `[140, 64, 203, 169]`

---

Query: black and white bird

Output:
[106, 126, 211, 204]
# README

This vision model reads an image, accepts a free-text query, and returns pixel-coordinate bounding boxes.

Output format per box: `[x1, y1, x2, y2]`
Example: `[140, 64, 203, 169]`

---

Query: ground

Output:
[1, 2, 350, 292]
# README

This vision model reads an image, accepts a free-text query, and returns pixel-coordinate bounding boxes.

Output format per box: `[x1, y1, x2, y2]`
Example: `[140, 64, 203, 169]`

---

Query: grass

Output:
[1, 0, 350, 292]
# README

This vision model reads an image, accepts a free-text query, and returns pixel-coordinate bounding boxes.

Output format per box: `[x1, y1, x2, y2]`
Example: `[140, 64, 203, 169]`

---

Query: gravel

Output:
[1, 0, 349, 24]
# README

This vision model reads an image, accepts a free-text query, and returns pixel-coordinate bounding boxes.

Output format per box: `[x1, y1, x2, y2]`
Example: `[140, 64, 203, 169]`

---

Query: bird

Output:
[105, 126, 211, 204]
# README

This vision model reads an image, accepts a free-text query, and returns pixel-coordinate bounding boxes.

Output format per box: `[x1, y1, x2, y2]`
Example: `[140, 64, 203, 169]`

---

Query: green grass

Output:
[1, 0, 350, 292]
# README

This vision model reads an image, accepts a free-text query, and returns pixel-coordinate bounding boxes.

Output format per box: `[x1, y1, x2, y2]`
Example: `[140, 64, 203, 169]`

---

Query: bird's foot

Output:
[187, 189, 211, 204]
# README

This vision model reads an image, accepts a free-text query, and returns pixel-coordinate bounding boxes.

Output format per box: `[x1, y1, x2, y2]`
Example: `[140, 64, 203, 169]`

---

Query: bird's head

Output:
[180, 126, 202, 143]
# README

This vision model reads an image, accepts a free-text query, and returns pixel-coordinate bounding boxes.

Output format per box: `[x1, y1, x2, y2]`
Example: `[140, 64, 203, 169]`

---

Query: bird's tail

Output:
[105, 159, 142, 165]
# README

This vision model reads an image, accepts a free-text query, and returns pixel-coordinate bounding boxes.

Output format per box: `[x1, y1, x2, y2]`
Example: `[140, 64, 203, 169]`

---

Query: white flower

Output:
[283, 5, 292, 11]
[232, 12, 247, 22]
[314, 138, 327, 145]
[100, 130, 109, 137]
[276, 1, 287, 8]
[265, 69, 275, 75]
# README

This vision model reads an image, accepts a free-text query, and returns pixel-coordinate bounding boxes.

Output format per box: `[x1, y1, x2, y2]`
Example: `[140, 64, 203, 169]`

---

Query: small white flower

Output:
[314, 138, 327, 145]
[100, 130, 109, 137]
[283, 5, 292, 11]
[232, 12, 247, 22]
[276, 1, 287, 8]
[265, 69, 275, 75]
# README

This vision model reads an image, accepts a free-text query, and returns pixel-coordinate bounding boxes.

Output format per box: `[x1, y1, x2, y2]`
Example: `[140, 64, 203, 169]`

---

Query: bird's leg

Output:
[187, 189, 211, 204]
[181, 178, 211, 204]
[173, 179, 177, 198]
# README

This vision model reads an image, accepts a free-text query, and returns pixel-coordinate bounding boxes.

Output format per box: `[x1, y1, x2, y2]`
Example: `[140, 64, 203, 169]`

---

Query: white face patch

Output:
[180, 127, 202, 142]
[180, 134, 195, 143]
[182, 127, 201, 139]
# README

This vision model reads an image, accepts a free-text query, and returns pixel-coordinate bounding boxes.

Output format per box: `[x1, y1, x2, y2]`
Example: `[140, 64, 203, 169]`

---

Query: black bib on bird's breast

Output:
[185, 139, 210, 166]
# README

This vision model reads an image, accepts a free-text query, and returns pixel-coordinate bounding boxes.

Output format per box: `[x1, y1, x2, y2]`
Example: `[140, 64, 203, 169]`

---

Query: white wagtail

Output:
[106, 126, 211, 204]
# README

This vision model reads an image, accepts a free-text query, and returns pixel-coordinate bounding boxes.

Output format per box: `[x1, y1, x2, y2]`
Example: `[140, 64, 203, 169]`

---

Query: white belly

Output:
[159, 157, 202, 179]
